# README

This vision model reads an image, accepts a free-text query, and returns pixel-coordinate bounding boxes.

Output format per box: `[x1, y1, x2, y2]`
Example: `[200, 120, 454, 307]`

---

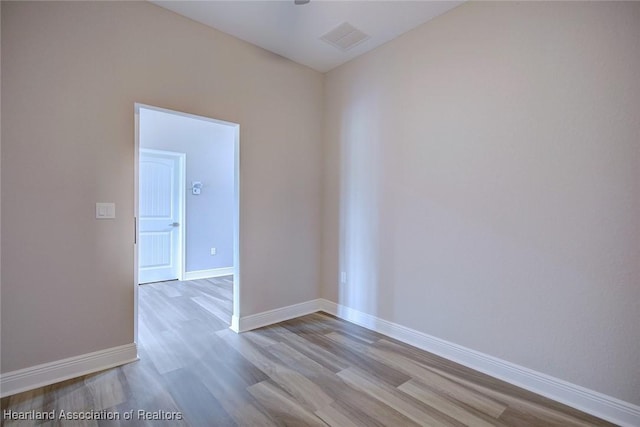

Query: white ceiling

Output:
[151, 1, 464, 73]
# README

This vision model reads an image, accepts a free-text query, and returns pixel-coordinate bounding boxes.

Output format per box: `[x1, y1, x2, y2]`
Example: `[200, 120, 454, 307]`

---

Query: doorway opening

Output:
[134, 103, 240, 341]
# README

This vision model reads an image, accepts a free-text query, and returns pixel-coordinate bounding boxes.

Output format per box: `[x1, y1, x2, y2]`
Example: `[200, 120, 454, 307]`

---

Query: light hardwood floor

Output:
[2, 277, 613, 426]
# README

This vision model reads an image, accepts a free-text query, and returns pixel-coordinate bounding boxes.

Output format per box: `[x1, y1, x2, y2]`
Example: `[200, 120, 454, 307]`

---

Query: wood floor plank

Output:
[115, 358, 188, 427]
[171, 297, 228, 330]
[398, 379, 504, 427]
[191, 294, 232, 324]
[314, 402, 362, 427]
[307, 313, 382, 343]
[358, 340, 508, 418]
[262, 324, 350, 373]
[154, 282, 182, 298]
[181, 358, 277, 427]
[337, 367, 458, 427]
[145, 285, 190, 323]
[216, 329, 335, 413]
[52, 378, 100, 427]
[498, 406, 575, 427]
[142, 327, 190, 374]
[247, 381, 329, 427]
[242, 329, 281, 348]
[188, 279, 232, 302]
[138, 290, 173, 333]
[376, 337, 593, 418]
[162, 368, 236, 427]
[0, 389, 50, 427]
[266, 341, 423, 427]
[83, 369, 127, 411]
[283, 325, 413, 388]
[428, 365, 610, 427]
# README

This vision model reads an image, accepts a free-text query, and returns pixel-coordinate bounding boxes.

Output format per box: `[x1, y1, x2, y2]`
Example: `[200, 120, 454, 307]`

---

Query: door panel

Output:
[139, 150, 182, 284]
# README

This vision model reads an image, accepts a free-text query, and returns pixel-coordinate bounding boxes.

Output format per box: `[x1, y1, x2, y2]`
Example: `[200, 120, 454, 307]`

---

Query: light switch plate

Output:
[96, 202, 116, 219]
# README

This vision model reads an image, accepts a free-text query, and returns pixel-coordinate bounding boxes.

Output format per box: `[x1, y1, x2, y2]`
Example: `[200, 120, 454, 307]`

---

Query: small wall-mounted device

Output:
[96, 202, 116, 219]
[192, 181, 202, 195]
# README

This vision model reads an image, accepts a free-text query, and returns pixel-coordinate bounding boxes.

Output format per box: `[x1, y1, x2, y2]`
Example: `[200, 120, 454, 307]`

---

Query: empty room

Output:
[1, 1, 638, 426]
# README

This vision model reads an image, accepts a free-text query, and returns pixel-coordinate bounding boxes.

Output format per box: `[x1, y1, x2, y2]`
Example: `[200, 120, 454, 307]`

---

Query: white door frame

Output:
[134, 103, 241, 343]
[138, 148, 186, 284]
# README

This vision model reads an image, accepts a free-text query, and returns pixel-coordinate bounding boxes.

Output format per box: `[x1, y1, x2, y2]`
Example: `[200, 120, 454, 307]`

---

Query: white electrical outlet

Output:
[210, 248, 217, 256]
[340, 272, 347, 284]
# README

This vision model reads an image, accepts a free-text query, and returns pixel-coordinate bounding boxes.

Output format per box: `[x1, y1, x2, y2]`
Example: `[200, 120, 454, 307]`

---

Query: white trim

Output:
[0, 344, 138, 398]
[184, 267, 234, 281]
[234, 299, 322, 333]
[230, 315, 241, 333]
[134, 108, 140, 344]
[231, 122, 241, 341]
[318, 299, 640, 427]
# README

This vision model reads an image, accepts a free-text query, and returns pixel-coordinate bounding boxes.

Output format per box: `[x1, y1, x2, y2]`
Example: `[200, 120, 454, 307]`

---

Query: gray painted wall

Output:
[140, 108, 235, 272]
[322, 2, 640, 405]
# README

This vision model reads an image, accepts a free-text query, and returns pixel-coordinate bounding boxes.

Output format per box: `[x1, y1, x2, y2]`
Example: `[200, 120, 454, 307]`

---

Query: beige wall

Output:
[322, 2, 640, 405]
[1, 1, 323, 373]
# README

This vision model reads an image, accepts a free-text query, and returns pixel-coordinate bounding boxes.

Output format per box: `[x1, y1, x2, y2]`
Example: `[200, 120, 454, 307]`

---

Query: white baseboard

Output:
[234, 299, 322, 333]
[318, 299, 640, 427]
[184, 267, 233, 281]
[230, 314, 240, 333]
[0, 343, 138, 398]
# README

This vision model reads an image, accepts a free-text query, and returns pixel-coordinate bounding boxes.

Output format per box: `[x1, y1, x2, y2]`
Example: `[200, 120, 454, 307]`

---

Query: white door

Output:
[138, 150, 184, 284]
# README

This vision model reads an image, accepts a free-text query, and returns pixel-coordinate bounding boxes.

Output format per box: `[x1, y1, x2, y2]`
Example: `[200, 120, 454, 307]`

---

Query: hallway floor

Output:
[1, 277, 612, 426]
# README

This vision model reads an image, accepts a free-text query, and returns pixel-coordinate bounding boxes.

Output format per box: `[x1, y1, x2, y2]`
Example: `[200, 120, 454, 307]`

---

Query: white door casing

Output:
[134, 103, 240, 343]
[138, 149, 185, 284]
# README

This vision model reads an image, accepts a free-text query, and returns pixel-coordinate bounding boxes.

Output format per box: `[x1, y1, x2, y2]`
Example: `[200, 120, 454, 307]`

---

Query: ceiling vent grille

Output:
[320, 22, 370, 51]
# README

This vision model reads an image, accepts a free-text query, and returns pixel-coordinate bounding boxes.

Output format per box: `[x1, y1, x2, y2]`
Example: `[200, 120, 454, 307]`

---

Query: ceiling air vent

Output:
[320, 22, 370, 51]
